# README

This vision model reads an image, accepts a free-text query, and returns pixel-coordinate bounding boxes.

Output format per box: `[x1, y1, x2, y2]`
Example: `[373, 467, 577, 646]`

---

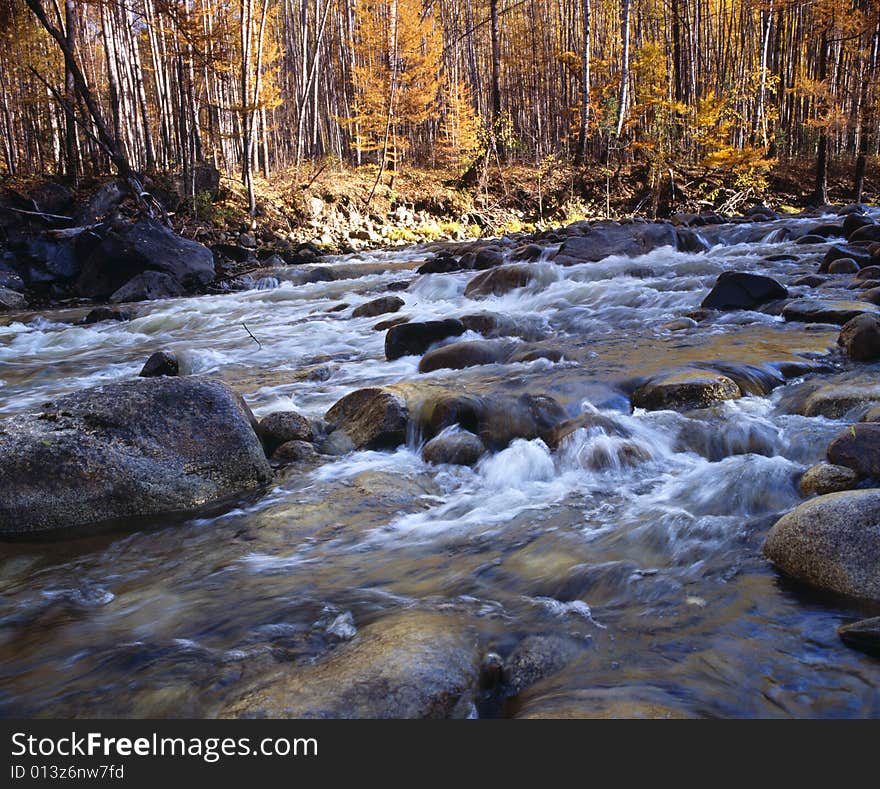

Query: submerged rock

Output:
[422, 429, 486, 466]
[503, 634, 586, 697]
[324, 387, 408, 449]
[258, 410, 314, 455]
[0, 377, 272, 536]
[139, 350, 179, 378]
[701, 271, 787, 311]
[222, 611, 480, 719]
[763, 489, 880, 602]
[630, 369, 741, 412]
[838, 617, 880, 657]
[799, 463, 859, 497]
[384, 319, 465, 360]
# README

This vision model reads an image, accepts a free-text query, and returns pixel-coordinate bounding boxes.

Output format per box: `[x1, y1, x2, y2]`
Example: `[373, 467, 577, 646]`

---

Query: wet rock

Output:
[630, 369, 741, 412]
[507, 346, 563, 364]
[0, 287, 26, 311]
[848, 223, 880, 244]
[513, 688, 693, 719]
[325, 303, 348, 313]
[271, 440, 318, 464]
[474, 248, 505, 269]
[77, 218, 214, 299]
[82, 307, 131, 324]
[838, 617, 880, 657]
[827, 423, 880, 478]
[459, 312, 518, 338]
[139, 350, 179, 378]
[809, 223, 845, 238]
[792, 275, 828, 288]
[373, 316, 409, 332]
[503, 634, 585, 696]
[222, 611, 480, 719]
[553, 222, 678, 265]
[422, 392, 567, 451]
[511, 243, 544, 262]
[319, 430, 356, 456]
[661, 317, 699, 331]
[800, 383, 880, 419]
[464, 265, 537, 298]
[385, 319, 465, 360]
[838, 313, 880, 361]
[386, 280, 413, 291]
[766, 254, 799, 262]
[820, 244, 873, 272]
[0, 377, 272, 536]
[796, 234, 827, 245]
[763, 489, 880, 602]
[844, 214, 876, 238]
[782, 299, 879, 325]
[417, 256, 464, 275]
[211, 243, 252, 263]
[701, 271, 787, 311]
[675, 228, 711, 253]
[324, 388, 408, 450]
[0, 268, 24, 292]
[422, 429, 486, 466]
[799, 463, 859, 497]
[859, 288, 880, 306]
[856, 265, 880, 281]
[828, 258, 860, 274]
[258, 411, 314, 455]
[110, 271, 183, 303]
[352, 295, 404, 319]
[418, 340, 513, 373]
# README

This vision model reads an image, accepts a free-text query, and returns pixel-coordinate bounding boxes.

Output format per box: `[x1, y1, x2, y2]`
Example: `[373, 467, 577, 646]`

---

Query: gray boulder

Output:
[554, 222, 678, 265]
[0, 377, 272, 536]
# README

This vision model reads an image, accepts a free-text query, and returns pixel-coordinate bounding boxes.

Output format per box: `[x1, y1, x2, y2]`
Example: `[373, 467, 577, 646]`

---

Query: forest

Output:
[0, 0, 878, 218]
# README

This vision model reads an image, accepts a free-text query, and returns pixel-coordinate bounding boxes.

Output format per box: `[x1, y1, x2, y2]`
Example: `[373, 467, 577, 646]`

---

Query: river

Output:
[1, 214, 879, 717]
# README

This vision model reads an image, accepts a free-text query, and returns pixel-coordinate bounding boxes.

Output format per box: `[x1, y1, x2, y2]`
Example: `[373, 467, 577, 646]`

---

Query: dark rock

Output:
[856, 265, 880, 281]
[22, 238, 79, 282]
[352, 295, 405, 319]
[797, 383, 880, 419]
[796, 234, 827, 245]
[504, 635, 585, 696]
[0, 287, 26, 311]
[507, 346, 564, 364]
[77, 218, 215, 299]
[630, 369, 741, 412]
[421, 392, 566, 451]
[326, 303, 349, 313]
[848, 223, 880, 244]
[299, 267, 335, 284]
[139, 350, 179, 378]
[676, 228, 711, 253]
[782, 299, 879, 325]
[417, 256, 464, 275]
[792, 275, 829, 288]
[78, 180, 126, 223]
[211, 243, 253, 263]
[422, 430, 486, 466]
[843, 214, 875, 238]
[511, 243, 544, 262]
[827, 423, 880, 478]
[0, 268, 25, 292]
[799, 463, 859, 497]
[554, 222, 678, 265]
[239, 232, 257, 248]
[459, 312, 518, 337]
[828, 258, 860, 274]
[319, 430, 356, 456]
[0, 377, 272, 536]
[861, 288, 880, 306]
[271, 440, 318, 465]
[324, 388, 408, 449]
[110, 271, 184, 303]
[464, 265, 537, 298]
[838, 313, 880, 361]
[809, 223, 845, 238]
[474, 248, 505, 270]
[258, 411, 314, 455]
[385, 319, 465, 360]
[765, 254, 799, 262]
[701, 271, 787, 310]
[763, 489, 880, 602]
[661, 317, 698, 331]
[838, 617, 880, 657]
[821, 244, 873, 272]
[82, 307, 131, 324]
[221, 611, 480, 719]
[418, 340, 513, 373]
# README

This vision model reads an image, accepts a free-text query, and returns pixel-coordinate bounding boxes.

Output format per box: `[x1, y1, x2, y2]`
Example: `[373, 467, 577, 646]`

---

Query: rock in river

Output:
[630, 369, 741, 412]
[782, 299, 880, 326]
[352, 295, 404, 319]
[418, 339, 514, 373]
[222, 611, 480, 718]
[422, 429, 486, 466]
[701, 271, 787, 311]
[763, 489, 880, 602]
[0, 377, 273, 536]
[838, 617, 880, 657]
[826, 422, 880, 478]
[464, 265, 538, 298]
[799, 463, 859, 497]
[385, 319, 465, 360]
[838, 313, 880, 361]
[324, 387, 408, 449]
[139, 350, 179, 378]
[257, 410, 314, 455]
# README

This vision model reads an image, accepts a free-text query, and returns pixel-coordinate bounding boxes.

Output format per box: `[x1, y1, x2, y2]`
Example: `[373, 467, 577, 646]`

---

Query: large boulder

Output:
[630, 369, 741, 412]
[826, 422, 880, 478]
[76, 218, 215, 299]
[0, 286, 26, 311]
[553, 222, 678, 265]
[763, 489, 880, 602]
[110, 271, 183, 303]
[222, 611, 480, 719]
[838, 313, 880, 361]
[324, 387, 408, 449]
[385, 319, 465, 360]
[464, 265, 538, 298]
[0, 377, 272, 536]
[701, 271, 787, 310]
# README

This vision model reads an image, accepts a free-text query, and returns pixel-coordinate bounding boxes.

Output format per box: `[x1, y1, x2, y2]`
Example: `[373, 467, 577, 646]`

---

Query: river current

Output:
[1, 215, 879, 717]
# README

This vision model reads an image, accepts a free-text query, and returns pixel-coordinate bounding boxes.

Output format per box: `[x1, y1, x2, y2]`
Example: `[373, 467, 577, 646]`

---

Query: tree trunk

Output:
[575, 0, 591, 165]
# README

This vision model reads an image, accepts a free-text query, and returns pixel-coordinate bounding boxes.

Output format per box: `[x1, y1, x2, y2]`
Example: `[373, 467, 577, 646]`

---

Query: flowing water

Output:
[1, 216, 879, 717]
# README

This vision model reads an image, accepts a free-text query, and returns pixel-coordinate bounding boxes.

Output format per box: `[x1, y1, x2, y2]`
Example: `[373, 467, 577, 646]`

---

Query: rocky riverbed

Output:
[1, 205, 880, 717]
